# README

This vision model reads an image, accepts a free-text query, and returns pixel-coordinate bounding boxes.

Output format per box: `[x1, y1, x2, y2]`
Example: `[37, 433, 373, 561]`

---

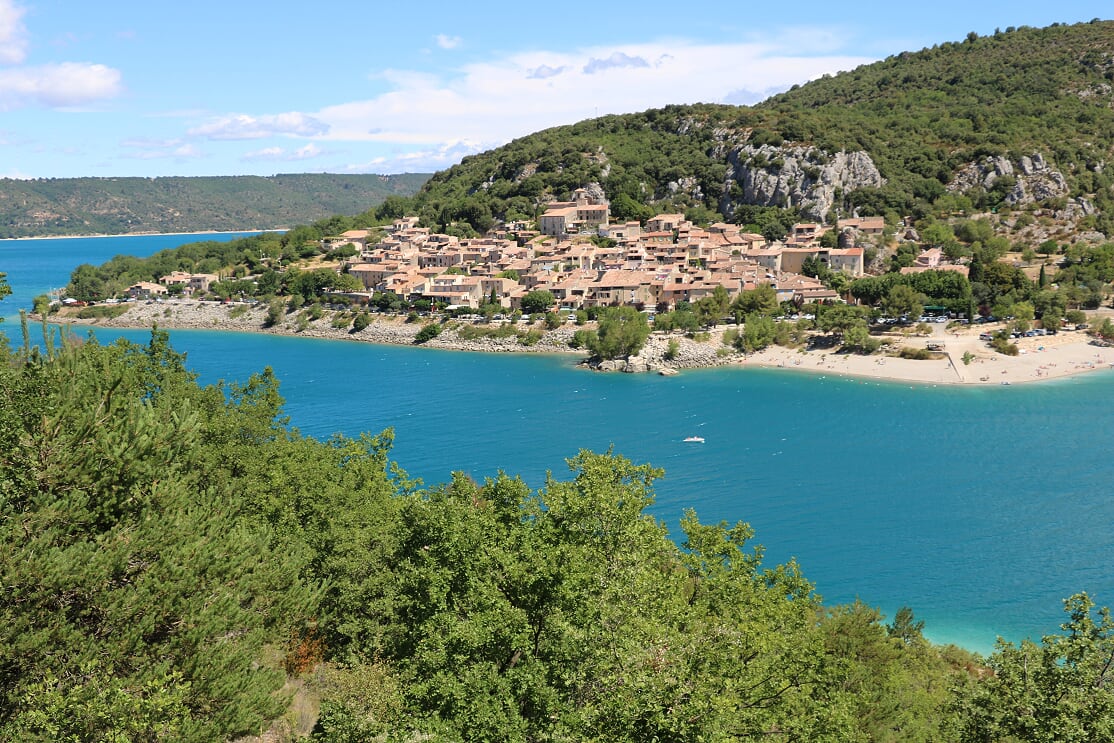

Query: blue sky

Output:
[0, 1, 1108, 178]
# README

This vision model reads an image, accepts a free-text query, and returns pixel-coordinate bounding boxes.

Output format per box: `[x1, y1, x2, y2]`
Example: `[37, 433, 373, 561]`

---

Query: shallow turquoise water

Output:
[4, 234, 1114, 654]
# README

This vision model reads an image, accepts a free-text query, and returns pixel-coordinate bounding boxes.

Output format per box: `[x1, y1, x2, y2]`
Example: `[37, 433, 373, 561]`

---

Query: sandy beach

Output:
[53, 299, 1114, 386]
[739, 322, 1114, 386]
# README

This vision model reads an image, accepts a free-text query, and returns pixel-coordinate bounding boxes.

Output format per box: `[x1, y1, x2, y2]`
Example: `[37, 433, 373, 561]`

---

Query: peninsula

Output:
[52, 200, 1114, 387]
[55, 295, 1114, 387]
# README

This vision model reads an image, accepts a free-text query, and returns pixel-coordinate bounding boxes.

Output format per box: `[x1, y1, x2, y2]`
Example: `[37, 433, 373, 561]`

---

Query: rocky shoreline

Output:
[52, 299, 1114, 386]
[55, 300, 729, 375]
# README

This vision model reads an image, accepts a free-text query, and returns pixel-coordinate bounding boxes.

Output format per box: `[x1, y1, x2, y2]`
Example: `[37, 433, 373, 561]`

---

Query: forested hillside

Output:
[402, 20, 1114, 239]
[0, 173, 429, 238]
[3, 280, 1114, 740]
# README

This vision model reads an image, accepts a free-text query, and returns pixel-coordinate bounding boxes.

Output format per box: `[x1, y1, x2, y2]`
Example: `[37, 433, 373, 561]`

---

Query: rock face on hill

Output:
[720, 145, 884, 222]
[948, 153, 1072, 205]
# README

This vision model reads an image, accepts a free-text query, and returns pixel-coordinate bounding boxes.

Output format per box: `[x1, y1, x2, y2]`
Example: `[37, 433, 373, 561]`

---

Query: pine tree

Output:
[0, 331, 319, 741]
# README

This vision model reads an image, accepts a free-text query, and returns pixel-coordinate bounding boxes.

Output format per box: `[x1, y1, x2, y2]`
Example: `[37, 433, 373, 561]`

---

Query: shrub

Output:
[1090, 317, 1114, 342]
[414, 323, 442, 343]
[75, 304, 128, 320]
[843, 324, 882, 354]
[264, 300, 285, 328]
[518, 329, 543, 346]
[351, 312, 371, 332]
[570, 329, 596, 350]
[663, 338, 680, 361]
[990, 335, 1019, 355]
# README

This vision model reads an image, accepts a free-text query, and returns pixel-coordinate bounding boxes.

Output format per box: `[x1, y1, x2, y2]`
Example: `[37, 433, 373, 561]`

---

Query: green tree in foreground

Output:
[3, 306, 1110, 740]
[317, 450, 858, 741]
[0, 331, 317, 741]
[952, 593, 1114, 742]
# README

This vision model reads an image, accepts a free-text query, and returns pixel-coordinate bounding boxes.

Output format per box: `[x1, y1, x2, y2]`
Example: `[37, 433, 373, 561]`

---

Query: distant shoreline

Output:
[51, 299, 1114, 387]
[1, 229, 283, 241]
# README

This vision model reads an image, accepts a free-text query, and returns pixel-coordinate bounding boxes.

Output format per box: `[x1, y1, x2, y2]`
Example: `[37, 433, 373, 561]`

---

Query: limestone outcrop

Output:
[719, 145, 885, 223]
[948, 153, 1071, 205]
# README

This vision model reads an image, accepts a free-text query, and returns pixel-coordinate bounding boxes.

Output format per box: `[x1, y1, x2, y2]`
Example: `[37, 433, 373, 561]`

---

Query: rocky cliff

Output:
[948, 153, 1073, 206]
[719, 144, 885, 223]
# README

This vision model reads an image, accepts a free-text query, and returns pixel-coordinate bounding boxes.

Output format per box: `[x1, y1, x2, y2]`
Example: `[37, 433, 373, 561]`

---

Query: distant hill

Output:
[406, 20, 1114, 238]
[0, 173, 430, 238]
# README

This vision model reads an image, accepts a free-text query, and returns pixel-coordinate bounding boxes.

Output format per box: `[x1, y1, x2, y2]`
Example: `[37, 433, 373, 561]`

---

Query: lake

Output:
[3, 232, 1113, 654]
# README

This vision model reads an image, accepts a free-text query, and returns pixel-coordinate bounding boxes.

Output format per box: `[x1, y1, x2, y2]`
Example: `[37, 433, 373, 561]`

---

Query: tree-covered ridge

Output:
[762, 20, 1114, 219]
[403, 20, 1114, 237]
[410, 103, 742, 231]
[0, 173, 429, 238]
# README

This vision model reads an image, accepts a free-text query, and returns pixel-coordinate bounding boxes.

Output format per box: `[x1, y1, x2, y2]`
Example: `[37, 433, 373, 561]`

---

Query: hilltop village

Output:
[339, 190, 877, 313]
[63, 185, 1114, 385]
[127, 190, 906, 312]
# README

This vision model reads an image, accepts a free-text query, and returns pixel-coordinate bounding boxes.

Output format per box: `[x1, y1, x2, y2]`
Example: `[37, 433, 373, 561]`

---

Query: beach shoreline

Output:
[50, 299, 1114, 387]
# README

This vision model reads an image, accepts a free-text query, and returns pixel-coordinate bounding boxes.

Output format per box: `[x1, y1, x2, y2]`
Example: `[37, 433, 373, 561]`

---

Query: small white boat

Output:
[683, 436, 705, 443]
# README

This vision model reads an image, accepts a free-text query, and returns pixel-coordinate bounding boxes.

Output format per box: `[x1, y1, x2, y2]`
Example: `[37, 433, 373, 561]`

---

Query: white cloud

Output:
[0, 0, 28, 65]
[0, 62, 122, 110]
[339, 140, 485, 174]
[171, 143, 203, 159]
[242, 143, 327, 162]
[582, 52, 650, 75]
[435, 33, 461, 50]
[121, 137, 203, 160]
[0, 2, 123, 110]
[723, 85, 789, 106]
[185, 33, 873, 174]
[526, 64, 566, 80]
[189, 112, 329, 140]
[310, 38, 871, 151]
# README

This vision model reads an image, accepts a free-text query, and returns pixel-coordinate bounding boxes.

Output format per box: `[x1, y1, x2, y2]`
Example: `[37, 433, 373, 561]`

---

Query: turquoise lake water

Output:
[3, 233, 1114, 655]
